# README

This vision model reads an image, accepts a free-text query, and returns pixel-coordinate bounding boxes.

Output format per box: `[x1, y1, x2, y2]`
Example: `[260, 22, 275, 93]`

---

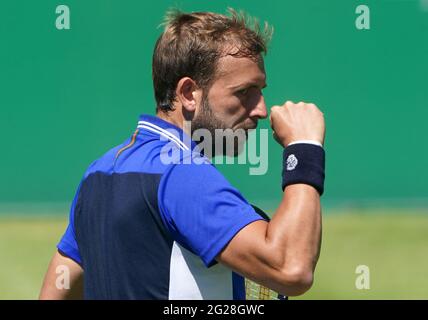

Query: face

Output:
[191, 55, 268, 156]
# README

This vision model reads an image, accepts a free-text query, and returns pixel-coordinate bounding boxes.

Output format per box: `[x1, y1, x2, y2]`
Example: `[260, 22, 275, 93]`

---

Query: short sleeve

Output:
[57, 184, 82, 265]
[158, 162, 266, 267]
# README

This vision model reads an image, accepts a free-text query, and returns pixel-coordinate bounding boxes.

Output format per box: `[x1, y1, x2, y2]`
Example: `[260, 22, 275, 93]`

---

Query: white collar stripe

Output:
[137, 125, 187, 151]
[137, 121, 189, 151]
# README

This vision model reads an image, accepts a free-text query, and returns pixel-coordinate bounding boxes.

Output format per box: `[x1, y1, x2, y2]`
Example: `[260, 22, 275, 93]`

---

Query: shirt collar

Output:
[137, 114, 199, 152]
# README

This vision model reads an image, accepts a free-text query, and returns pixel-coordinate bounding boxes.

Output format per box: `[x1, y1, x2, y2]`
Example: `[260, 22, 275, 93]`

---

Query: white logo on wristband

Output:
[286, 154, 298, 171]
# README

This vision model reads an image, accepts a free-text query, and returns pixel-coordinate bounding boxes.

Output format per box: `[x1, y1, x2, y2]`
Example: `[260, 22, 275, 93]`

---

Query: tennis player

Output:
[39, 9, 326, 300]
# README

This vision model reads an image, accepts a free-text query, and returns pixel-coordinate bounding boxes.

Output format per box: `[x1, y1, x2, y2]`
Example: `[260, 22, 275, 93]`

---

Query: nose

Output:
[249, 94, 268, 120]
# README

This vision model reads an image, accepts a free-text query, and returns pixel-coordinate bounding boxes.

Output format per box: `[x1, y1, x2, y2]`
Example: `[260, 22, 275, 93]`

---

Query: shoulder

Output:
[160, 154, 226, 191]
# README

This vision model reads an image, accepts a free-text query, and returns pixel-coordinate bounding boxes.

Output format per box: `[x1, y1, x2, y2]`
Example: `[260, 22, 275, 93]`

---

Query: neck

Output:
[156, 111, 191, 136]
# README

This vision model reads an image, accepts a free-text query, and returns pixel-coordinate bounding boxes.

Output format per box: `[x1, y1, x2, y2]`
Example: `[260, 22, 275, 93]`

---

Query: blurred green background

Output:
[1, 0, 427, 299]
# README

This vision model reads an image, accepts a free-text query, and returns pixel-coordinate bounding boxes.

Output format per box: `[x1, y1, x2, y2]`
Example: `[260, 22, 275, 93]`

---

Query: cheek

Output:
[220, 99, 248, 127]
[225, 98, 245, 115]
[209, 91, 241, 115]
[207, 90, 248, 127]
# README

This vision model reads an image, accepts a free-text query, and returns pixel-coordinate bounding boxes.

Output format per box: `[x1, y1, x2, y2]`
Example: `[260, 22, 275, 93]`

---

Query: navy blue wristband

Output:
[282, 143, 325, 195]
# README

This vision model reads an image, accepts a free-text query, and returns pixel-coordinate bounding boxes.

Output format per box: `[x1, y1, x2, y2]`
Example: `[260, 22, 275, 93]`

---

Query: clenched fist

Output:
[269, 101, 325, 147]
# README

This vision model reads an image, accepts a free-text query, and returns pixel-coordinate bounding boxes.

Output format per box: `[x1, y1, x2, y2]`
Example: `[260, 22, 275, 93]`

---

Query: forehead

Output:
[213, 55, 266, 87]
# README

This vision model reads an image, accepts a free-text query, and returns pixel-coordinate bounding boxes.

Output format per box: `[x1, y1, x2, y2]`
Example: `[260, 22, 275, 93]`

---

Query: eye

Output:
[237, 88, 249, 96]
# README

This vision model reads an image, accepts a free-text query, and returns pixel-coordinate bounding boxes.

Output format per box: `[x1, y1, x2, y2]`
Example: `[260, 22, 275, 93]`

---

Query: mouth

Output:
[240, 119, 257, 131]
[246, 123, 258, 130]
[231, 120, 258, 132]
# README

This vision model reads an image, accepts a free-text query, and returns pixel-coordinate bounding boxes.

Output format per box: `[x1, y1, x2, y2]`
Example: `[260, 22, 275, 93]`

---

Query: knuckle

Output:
[270, 106, 279, 113]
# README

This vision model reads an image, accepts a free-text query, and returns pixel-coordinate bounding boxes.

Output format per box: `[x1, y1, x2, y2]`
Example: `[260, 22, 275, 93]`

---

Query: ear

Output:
[175, 77, 200, 112]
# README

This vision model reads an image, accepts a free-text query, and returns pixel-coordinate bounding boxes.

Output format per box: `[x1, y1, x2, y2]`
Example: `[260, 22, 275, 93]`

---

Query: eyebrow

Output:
[229, 82, 267, 90]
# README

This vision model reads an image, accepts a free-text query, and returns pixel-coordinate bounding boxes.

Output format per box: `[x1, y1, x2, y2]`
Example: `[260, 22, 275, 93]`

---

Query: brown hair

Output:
[152, 8, 273, 112]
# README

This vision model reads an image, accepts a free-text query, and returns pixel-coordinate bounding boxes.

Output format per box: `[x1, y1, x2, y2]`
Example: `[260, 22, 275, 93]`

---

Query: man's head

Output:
[152, 9, 272, 156]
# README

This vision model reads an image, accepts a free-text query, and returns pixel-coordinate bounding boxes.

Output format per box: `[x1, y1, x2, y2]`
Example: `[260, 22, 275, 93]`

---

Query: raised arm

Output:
[217, 101, 325, 296]
[39, 250, 84, 300]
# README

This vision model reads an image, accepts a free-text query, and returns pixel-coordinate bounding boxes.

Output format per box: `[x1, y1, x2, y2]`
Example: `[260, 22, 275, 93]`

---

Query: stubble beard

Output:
[191, 93, 248, 158]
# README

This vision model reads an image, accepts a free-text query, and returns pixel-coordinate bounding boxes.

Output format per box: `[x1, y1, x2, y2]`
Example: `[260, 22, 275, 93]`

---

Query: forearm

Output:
[266, 184, 322, 276]
[217, 184, 322, 296]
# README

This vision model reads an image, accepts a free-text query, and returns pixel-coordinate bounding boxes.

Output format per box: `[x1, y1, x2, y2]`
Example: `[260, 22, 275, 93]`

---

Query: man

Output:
[40, 9, 325, 300]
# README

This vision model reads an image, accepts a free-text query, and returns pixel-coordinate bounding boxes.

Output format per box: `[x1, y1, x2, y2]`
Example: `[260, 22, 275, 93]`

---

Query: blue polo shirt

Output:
[57, 114, 267, 299]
